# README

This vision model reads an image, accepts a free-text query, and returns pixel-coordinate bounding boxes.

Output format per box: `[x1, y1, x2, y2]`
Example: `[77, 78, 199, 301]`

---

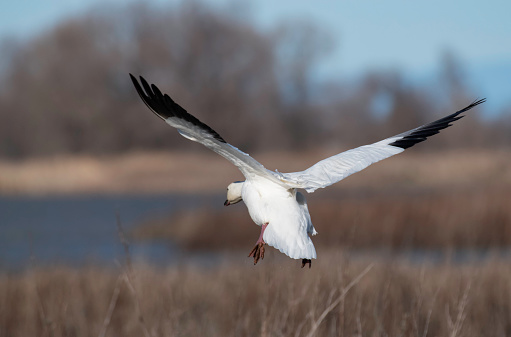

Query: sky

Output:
[2, 0, 510, 115]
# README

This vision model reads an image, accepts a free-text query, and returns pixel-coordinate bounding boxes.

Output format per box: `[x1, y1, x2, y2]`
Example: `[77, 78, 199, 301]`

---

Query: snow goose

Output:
[130, 74, 485, 268]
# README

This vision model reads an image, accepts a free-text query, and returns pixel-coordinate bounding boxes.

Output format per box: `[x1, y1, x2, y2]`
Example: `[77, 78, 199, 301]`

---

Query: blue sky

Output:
[2, 0, 510, 115]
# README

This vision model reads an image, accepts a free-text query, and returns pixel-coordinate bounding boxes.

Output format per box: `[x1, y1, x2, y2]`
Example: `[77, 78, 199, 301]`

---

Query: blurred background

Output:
[1, 1, 511, 336]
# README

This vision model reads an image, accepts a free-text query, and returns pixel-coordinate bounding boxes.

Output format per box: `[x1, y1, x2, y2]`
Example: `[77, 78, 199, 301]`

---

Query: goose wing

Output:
[280, 99, 486, 192]
[130, 74, 285, 184]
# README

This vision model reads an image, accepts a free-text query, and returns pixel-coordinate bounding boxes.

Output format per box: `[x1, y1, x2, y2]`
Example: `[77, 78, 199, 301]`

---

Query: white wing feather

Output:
[280, 138, 404, 192]
[280, 99, 486, 192]
[130, 74, 287, 186]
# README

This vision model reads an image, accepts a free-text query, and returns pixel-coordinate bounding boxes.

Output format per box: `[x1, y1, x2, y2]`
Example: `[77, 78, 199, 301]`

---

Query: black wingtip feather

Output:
[129, 74, 227, 143]
[389, 99, 485, 150]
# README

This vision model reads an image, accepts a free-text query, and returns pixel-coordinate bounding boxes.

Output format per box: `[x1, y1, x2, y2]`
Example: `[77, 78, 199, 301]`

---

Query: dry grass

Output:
[0, 150, 509, 195]
[2, 150, 510, 336]
[1, 254, 510, 337]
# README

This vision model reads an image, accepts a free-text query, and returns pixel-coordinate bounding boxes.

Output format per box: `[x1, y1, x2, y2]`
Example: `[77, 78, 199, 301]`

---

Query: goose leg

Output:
[301, 259, 312, 269]
[248, 222, 268, 265]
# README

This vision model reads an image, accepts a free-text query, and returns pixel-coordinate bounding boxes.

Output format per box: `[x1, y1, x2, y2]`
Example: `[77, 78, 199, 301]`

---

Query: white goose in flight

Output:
[130, 74, 485, 268]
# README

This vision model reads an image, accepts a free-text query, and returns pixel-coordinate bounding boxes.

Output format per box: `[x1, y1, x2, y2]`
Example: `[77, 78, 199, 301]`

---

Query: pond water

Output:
[1, 194, 508, 270]
[0, 193, 223, 270]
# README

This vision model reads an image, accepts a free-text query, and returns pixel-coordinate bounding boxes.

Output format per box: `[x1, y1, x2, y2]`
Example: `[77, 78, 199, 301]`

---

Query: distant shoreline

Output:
[0, 149, 509, 196]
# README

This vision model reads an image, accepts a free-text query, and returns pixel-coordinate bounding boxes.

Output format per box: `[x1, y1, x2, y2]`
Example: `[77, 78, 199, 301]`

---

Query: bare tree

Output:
[0, 2, 287, 157]
[0, 2, 504, 159]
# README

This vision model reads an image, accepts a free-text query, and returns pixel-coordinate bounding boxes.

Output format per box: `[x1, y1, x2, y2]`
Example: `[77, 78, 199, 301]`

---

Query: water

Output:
[0, 193, 222, 270]
[1, 194, 507, 270]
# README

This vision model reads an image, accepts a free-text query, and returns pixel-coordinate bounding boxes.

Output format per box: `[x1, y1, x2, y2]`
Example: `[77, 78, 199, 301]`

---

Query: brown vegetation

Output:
[133, 185, 511, 252]
[98, 149, 511, 251]
[1, 149, 509, 195]
[1, 254, 510, 337]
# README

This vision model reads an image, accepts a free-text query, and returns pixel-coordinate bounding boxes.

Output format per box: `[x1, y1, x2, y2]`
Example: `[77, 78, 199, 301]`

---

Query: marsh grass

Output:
[2, 150, 510, 336]
[1, 253, 510, 337]
[133, 186, 511, 251]
[0, 150, 509, 195]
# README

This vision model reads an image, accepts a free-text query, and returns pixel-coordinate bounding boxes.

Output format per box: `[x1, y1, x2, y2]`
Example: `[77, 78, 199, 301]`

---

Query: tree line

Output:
[0, 1, 509, 159]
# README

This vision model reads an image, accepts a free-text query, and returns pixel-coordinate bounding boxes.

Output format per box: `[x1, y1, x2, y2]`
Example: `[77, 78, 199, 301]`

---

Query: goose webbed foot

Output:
[248, 242, 265, 265]
[249, 222, 268, 265]
[301, 259, 312, 269]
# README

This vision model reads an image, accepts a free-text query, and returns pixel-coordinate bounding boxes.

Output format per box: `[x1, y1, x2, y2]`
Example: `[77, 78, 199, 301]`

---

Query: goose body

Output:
[242, 178, 317, 260]
[129, 73, 485, 267]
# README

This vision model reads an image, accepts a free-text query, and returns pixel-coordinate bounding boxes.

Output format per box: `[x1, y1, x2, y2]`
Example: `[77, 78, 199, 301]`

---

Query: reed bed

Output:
[1, 253, 510, 337]
[0, 150, 509, 195]
[2, 150, 510, 336]
[133, 186, 511, 251]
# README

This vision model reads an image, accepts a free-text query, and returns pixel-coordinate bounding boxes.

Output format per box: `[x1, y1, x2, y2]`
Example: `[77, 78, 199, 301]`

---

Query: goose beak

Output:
[224, 200, 230, 206]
